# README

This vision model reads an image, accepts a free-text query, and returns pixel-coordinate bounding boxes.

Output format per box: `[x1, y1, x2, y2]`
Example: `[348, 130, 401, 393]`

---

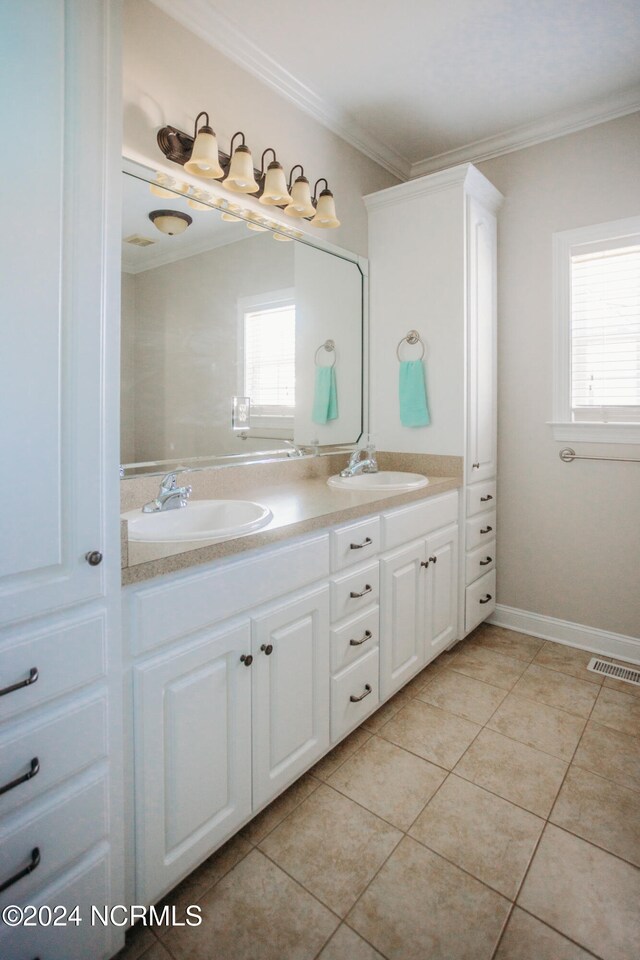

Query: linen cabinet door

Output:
[379, 541, 426, 700]
[251, 585, 330, 810]
[134, 621, 252, 905]
[424, 523, 459, 660]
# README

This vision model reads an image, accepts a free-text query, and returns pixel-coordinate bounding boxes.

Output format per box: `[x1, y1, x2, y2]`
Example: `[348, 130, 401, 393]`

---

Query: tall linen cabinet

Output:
[364, 164, 503, 636]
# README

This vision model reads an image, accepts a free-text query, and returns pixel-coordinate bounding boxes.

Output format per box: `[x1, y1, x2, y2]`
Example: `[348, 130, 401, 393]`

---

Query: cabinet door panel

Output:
[252, 586, 330, 809]
[380, 542, 425, 700]
[134, 622, 252, 905]
[425, 524, 459, 659]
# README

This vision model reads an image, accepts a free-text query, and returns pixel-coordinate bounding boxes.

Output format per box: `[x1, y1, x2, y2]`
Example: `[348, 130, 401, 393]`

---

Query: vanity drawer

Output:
[466, 480, 496, 518]
[465, 541, 496, 586]
[330, 562, 379, 622]
[331, 648, 379, 742]
[465, 569, 497, 633]
[330, 606, 379, 674]
[382, 491, 458, 550]
[331, 516, 380, 572]
[465, 510, 496, 551]
[0, 695, 107, 818]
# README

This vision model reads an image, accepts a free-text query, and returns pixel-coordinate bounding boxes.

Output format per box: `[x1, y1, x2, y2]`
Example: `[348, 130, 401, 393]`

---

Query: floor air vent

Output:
[588, 657, 640, 686]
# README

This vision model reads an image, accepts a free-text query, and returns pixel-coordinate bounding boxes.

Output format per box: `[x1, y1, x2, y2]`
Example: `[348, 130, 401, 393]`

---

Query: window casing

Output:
[238, 290, 295, 427]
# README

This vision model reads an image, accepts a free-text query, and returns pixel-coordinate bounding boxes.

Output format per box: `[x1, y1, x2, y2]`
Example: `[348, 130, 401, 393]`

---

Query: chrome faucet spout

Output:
[339, 445, 378, 478]
[142, 472, 192, 513]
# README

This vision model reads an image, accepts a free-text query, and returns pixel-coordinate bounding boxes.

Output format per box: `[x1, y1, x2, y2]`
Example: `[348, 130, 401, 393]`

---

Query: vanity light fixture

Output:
[148, 209, 193, 236]
[273, 232, 294, 242]
[150, 173, 189, 198]
[258, 149, 293, 205]
[246, 220, 268, 232]
[183, 112, 224, 179]
[187, 189, 216, 211]
[284, 166, 315, 218]
[311, 179, 341, 228]
[223, 132, 259, 194]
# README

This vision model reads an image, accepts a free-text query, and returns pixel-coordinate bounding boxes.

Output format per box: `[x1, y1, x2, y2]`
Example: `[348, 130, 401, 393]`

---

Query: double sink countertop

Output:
[121, 452, 463, 586]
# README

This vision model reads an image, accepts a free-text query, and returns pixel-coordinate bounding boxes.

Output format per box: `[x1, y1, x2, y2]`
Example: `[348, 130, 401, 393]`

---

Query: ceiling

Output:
[151, 0, 640, 180]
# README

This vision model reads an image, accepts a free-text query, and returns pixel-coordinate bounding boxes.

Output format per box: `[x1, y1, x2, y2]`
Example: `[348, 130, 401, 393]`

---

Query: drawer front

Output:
[0, 695, 107, 818]
[465, 541, 496, 586]
[382, 491, 458, 550]
[330, 606, 379, 674]
[0, 773, 108, 909]
[465, 570, 497, 633]
[331, 562, 379, 622]
[465, 510, 496, 551]
[466, 480, 496, 518]
[331, 648, 379, 742]
[330, 516, 380, 573]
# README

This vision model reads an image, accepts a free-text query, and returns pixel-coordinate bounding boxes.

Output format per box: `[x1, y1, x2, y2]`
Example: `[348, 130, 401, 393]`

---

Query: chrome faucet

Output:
[340, 444, 378, 478]
[142, 472, 192, 513]
[284, 440, 305, 457]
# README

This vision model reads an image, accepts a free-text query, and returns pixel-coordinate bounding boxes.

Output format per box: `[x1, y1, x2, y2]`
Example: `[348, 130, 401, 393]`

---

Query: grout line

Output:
[514, 905, 605, 960]
[241, 774, 322, 846]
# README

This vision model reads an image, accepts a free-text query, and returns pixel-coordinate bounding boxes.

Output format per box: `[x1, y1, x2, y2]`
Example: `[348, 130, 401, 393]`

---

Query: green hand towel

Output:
[399, 360, 430, 427]
[312, 366, 338, 424]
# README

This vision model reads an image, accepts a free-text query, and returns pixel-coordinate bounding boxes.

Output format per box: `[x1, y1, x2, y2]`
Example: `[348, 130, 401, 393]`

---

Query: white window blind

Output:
[244, 303, 295, 415]
[570, 242, 640, 421]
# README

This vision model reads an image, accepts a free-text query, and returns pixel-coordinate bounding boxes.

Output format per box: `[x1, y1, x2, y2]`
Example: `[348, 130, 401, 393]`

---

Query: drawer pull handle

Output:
[479, 594, 493, 604]
[350, 585, 372, 599]
[472, 462, 480, 469]
[480, 494, 493, 502]
[0, 667, 39, 699]
[350, 684, 372, 703]
[0, 757, 40, 798]
[240, 654, 253, 667]
[350, 630, 373, 647]
[480, 526, 493, 535]
[479, 557, 493, 566]
[350, 537, 373, 550]
[0, 847, 40, 895]
[260, 644, 273, 656]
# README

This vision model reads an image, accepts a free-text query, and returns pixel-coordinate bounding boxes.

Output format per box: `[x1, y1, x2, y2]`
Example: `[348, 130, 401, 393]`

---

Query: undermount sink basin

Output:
[327, 471, 429, 492]
[122, 499, 273, 544]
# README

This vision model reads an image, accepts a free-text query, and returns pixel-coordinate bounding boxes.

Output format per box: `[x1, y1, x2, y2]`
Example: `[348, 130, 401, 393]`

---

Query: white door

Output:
[380, 541, 426, 699]
[425, 524, 459, 660]
[251, 585, 330, 809]
[134, 622, 252, 905]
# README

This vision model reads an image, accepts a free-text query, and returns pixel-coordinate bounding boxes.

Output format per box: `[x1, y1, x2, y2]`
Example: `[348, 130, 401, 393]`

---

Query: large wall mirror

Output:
[121, 161, 365, 476]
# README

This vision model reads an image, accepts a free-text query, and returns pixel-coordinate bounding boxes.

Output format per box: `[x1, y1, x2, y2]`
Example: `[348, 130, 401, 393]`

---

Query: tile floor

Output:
[118, 625, 640, 960]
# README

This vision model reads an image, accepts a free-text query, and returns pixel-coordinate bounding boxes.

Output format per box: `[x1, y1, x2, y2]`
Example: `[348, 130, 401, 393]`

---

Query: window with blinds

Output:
[243, 302, 295, 417]
[570, 240, 640, 421]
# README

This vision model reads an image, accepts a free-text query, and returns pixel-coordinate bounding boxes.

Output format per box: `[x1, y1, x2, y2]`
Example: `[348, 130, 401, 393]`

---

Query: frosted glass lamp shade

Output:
[150, 174, 190, 198]
[148, 210, 193, 236]
[284, 176, 315, 218]
[223, 145, 259, 193]
[311, 189, 340, 228]
[259, 162, 293, 205]
[184, 126, 224, 179]
[246, 221, 268, 232]
[221, 212, 242, 222]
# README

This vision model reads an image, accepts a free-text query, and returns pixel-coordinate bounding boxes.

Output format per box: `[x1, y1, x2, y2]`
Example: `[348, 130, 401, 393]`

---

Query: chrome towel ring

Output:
[396, 330, 425, 361]
[315, 339, 336, 367]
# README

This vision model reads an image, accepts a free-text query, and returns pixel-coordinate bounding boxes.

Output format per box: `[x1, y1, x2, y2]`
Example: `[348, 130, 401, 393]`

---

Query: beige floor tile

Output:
[259, 784, 401, 917]
[114, 922, 157, 960]
[454, 728, 568, 817]
[409, 775, 544, 899]
[402, 658, 447, 695]
[494, 907, 596, 960]
[591, 685, 640, 738]
[348, 836, 510, 960]
[448, 644, 527, 690]
[416, 669, 508, 724]
[604, 671, 640, 699]
[327, 735, 446, 830]
[318, 925, 385, 960]
[572, 720, 640, 792]
[138, 945, 172, 960]
[361, 688, 413, 733]
[511, 664, 599, 718]
[518, 824, 640, 960]
[533, 641, 603, 685]
[487, 693, 586, 761]
[551, 765, 640, 868]
[156, 835, 252, 927]
[240, 773, 319, 844]
[467, 624, 545, 662]
[311, 728, 371, 780]
[380, 699, 481, 769]
[163, 849, 338, 960]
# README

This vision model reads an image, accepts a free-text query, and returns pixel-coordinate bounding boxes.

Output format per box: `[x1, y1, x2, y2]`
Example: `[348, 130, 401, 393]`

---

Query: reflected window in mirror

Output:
[239, 291, 295, 427]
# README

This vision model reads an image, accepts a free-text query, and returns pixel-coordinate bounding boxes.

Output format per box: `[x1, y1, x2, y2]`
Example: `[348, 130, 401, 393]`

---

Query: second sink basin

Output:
[122, 499, 273, 543]
[327, 471, 429, 492]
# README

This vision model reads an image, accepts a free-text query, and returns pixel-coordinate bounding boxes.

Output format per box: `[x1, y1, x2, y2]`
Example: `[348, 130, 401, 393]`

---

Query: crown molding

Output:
[409, 85, 640, 177]
[150, 0, 412, 182]
[363, 162, 503, 213]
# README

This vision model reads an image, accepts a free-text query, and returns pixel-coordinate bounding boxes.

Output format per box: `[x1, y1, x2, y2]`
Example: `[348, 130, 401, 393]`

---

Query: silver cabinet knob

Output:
[85, 551, 103, 566]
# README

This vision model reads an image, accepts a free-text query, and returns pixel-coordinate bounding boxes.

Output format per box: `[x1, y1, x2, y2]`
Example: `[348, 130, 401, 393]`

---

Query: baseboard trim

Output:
[488, 604, 640, 665]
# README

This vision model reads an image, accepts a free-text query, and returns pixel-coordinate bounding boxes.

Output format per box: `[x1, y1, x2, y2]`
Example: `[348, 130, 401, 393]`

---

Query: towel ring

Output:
[315, 339, 336, 367]
[396, 330, 425, 361]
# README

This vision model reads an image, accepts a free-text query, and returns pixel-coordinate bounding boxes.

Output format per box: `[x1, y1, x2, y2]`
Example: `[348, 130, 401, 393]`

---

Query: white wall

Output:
[476, 113, 640, 638]
[122, 0, 398, 257]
